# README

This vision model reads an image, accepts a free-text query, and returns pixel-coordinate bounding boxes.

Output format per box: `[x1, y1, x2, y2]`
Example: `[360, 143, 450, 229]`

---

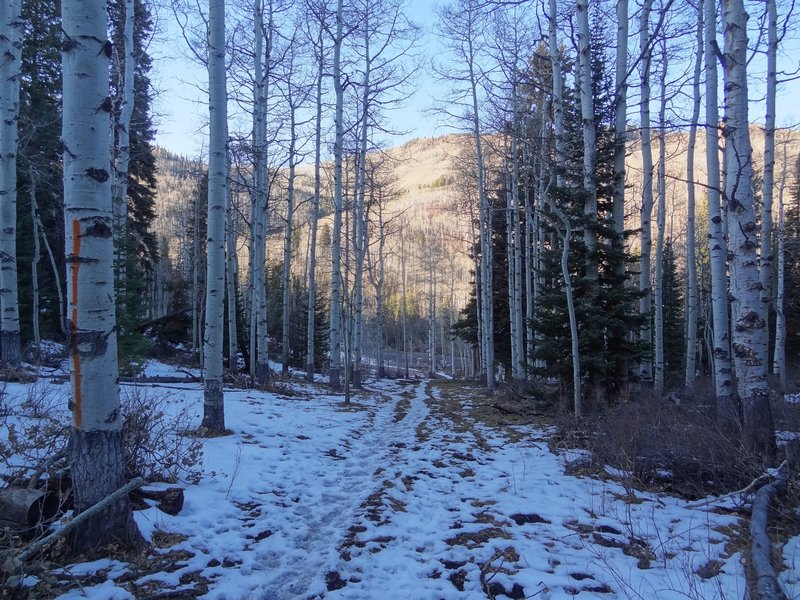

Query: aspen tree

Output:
[722, 0, 774, 459]
[758, 0, 778, 367]
[202, 0, 227, 432]
[329, 0, 345, 391]
[706, 0, 734, 416]
[306, 0, 326, 382]
[61, 0, 141, 549]
[653, 41, 668, 395]
[772, 137, 788, 391]
[576, 0, 598, 291]
[638, 0, 655, 382]
[547, 0, 580, 414]
[0, 0, 22, 368]
[685, 0, 703, 387]
[610, 0, 628, 391]
[250, 0, 272, 385]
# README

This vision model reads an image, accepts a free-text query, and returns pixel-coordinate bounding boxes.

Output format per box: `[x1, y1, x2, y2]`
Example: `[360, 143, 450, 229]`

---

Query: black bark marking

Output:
[85, 167, 109, 182]
[65, 255, 99, 264]
[98, 96, 113, 114]
[84, 219, 112, 238]
[73, 330, 110, 358]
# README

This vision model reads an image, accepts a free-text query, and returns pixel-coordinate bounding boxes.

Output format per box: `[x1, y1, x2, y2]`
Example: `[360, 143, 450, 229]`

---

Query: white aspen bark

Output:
[705, 0, 734, 413]
[400, 224, 410, 378]
[202, 0, 227, 432]
[505, 154, 517, 378]
[548, 0, 565, 187]
[30, 175, 41, 344]
[225, 150, 238, 374]
[467, 28, 493, 390]
[559, 214, 581, 417]
[112, 0, 134, 234]
[0, 0, 22, 367]
[192, 186, 200, 357]
[250, 0, 272, 385]
[523, 141, 535, 372]
[306, 17, 324, 382]
[369, 194, 387, 378]
[511, 110, 524, 380]
[37, 202, 66, 337]
[352, 10, 372, 389]
[281, 99, 298, 375]
[428, 249, 435, 378]
[638, 0, 655, 381]
[772, 140, 787, 391]
[722, 0, 773, 458]
[653, 43, 667, 395]
[62, 0, 140, 549]
[685, 0, 703, 387]
[758, 0, 777, 367]
[610, 0, 628, 390]
[576, 0, 598, 289]
[546, 6, 580, 412]
[329, 0, 344, 391]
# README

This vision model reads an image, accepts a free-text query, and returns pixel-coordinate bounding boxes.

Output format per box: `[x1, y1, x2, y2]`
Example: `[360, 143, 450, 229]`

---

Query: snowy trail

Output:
[45, 374, 750, 600]
[253, 381, 429, 599]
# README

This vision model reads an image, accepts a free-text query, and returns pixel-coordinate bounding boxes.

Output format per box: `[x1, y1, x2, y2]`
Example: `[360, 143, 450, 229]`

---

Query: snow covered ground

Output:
[2, 362, 794, 599]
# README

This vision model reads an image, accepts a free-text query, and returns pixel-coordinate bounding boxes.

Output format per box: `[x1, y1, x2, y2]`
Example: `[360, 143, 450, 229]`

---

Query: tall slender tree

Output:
[61, 0, 141, 549]
[722, 0, 774, 460]
[202, 0, 227, 432]
[706, 0, 734, 419]
[0, 0, 23, 368]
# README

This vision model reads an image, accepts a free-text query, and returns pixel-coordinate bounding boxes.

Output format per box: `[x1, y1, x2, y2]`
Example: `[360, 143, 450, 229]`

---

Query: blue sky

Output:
[150, 1, 800, 158]
[151, 0, 445, 157]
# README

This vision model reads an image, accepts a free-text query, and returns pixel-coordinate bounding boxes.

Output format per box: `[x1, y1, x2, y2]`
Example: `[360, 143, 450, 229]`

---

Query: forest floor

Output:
[3, 362, 798, 599]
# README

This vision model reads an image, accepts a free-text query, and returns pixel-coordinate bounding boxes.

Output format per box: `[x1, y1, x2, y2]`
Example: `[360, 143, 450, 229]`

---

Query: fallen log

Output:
[2, 477, 144, 571]
[0, 488, 60, 532]
[749, 462, 788, 600]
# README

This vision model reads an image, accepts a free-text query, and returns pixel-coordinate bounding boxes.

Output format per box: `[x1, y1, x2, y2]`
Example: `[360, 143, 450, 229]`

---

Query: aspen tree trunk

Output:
[112, 0, 134, 240]
[202, 0, 227, 432]
[428, 249, 435, 378]
[329, 0, 344, 391]
[611, 0, 628, 391]
[306, 16, 324, 382]
[250, 0, 272, 385]
[192, 185, 200, 358]
[0, 0, 22, 368]
[576, 0, 598, 290]
[225, 151, 238, 374]
[511, 109, 524, 380]
[467, 32, 493, 390]
[548, 0, 565, 188]
[705, 0, 734, 416]
[772, 140, 787, 391]
[61, 0, 141, 550]
[30, 175, 40, 344]
[722, 0, 774, 460]
[400, 225, 409, 378]
[37, 197, 66, 338]
[685, 0, 703, 387]
[352, 10, 372, 389]
[653, 43, 668, 395]
[638, 0, 655, 382]
[758, 0, 777, 367]
[505, 155, 517, 378]
[524, 141, 535, 371]
[547, 3, 580, 414]
[282, 101, 298, 375]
